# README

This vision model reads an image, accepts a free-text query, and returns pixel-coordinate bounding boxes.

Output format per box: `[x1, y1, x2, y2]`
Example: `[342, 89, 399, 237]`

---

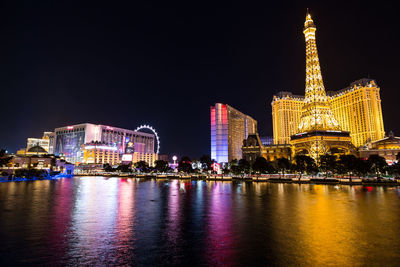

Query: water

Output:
[0, 177, 399, 266]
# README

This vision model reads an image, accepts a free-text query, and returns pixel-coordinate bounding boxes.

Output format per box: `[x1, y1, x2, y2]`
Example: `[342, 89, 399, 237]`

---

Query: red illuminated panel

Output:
[222, 104, 228, 124]
[211, 107, 216, 126]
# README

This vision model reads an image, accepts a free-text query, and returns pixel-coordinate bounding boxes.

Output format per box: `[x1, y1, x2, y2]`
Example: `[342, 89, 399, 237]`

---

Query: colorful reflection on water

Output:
[0, 177, 399, 266]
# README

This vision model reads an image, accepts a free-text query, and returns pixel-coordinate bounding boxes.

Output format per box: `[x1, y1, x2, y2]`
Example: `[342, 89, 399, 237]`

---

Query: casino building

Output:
[269, 12, 385, 159]
[245, 11, 390, 162]
[53, 123, 155, 163]
[272, 79, 385, 148]
[211, 103, 257, 163]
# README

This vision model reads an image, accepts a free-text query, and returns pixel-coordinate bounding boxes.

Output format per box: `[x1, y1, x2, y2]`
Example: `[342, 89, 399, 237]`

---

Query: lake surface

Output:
[0, 177, 399, 266]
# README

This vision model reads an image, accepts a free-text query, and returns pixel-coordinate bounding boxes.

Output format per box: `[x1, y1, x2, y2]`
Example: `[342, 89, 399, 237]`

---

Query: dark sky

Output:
[1, 1, 399, 158]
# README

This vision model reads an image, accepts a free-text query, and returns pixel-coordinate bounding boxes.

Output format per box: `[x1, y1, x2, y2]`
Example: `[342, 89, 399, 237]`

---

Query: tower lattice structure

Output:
[290, 11, 354, 160]
[297, 12, 340, 133]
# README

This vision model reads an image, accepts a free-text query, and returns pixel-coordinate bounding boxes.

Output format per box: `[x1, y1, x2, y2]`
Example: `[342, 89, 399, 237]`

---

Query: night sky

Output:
[1, 1, 399, 158]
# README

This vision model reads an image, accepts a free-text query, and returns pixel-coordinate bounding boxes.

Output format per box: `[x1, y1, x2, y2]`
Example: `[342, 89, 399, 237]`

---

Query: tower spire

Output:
[297, 11, 341, 133]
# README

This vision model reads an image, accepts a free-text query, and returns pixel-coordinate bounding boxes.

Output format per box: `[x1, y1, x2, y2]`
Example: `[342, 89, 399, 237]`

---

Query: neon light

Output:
[84, 145, 118, 151]
[67, 126, 74, 130]
[122, 154, 133, 161]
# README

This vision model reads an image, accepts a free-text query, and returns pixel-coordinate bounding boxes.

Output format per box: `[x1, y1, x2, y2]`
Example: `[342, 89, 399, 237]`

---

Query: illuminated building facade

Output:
[242, 134, 291, 163]
[132, 152, 158, 167]
[54, 123, 155, 163]
[271, 92, 303, 144]
[82, 142, 121, 165]
[270, 12, 391, 159]
[22, 131, 54, 154]
[272, 79, 385, 148]
[211, 103, 257, 163]
[328, 79, 385, 147]
[360, 132, 400, 164]
[7, 155, 74, 175]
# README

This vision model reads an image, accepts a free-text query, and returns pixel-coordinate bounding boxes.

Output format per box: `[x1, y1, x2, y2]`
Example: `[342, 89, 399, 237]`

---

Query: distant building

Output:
[360, 132, 400, 164]
[6, 154, 74, 175]
[242, 133, 291, 163]
[158, 154, 169, 162]
[132, 152, 158, 167]
[25, 145, 48, 156]
[271, 80, 385, 148]
[271, 92, 304, 145]
[54, 123, 155, 163]
[27, 138, 50, 152]
[20, 131, 54, 154]
[211, 103, 257, 163]
[260, 136, 273, 146]
[82, 142, 121, 166]
[81, 141, 159, 167]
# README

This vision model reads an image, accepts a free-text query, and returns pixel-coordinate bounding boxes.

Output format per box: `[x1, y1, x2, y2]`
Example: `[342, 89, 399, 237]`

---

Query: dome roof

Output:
[27, 145, 47, 153]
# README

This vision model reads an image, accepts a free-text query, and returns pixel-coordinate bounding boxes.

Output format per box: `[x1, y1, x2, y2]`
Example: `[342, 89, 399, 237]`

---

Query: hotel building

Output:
[132, 152, 158, 167]
[26, 133, 52, 152]
[328, 79, 385, 147]
[271, 92, 304, 145]
[82, 142, 121, 166]
[82, 142, 159, 167]
[54, 123, 155, 163]
[211, 103, 257, 163]
[272, 79, 385, 148]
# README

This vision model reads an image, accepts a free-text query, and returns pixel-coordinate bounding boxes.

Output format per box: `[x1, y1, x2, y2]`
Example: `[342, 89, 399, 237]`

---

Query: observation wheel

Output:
[134, 125, 160, 154]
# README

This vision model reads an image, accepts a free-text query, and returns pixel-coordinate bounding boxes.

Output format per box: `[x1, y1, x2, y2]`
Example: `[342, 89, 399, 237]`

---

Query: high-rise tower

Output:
[211, 103, 257, 163]
[298, 12, 340, 133]
[290, 11, 355, 159]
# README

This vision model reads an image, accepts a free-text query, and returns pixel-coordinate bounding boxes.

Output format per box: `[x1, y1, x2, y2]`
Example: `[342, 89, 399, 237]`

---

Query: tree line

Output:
[142, 153, 400, 178]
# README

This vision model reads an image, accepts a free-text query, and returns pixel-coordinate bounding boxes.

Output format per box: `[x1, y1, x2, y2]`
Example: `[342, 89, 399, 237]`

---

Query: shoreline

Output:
[1, 174, 398, 186]
[75, 174, 400, 186]
[0, 174, 74, 183]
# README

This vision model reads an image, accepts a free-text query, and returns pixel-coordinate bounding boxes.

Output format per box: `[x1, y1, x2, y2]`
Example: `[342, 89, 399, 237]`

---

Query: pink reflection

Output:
[113, 179, 136, 258]
[48, 179, 74, 260]
[167, 180, 181, 244]
[69, 177, 119, 260]
[206, 182, 236, 266]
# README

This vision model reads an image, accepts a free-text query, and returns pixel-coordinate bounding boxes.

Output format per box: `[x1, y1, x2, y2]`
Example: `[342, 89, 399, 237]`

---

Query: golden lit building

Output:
[17, 131, 55, 155]
[242, 134, 291, 163]
[82, 142, 120, 165]
[271, 92, 303, 144]
[328, 79, 385, 147]
[270, 12, 385, 158]
[360, 131, 400, 164]
[272, 79, 385, 149]
[132, 152, 158, 167]
[211, 103, 257, 162]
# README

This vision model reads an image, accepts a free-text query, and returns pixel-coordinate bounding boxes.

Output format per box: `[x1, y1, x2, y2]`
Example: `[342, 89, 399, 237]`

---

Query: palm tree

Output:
[277, 157, 291, 179]
[238, 159, 250, 177]
[154, 160, 169, 173]
[368, 155, 387, 179]
[178, 156, 193, 173]
[294, 155, 316, 180]
[338, 155, 357, 181]
[252, 157, 269, 179]
[354, 158, 370, 179]
[200, 155, 212, 171]
[319, 154, 336, 178]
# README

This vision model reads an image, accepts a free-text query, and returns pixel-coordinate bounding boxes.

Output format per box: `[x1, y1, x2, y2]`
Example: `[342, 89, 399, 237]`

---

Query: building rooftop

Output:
[27, 145, 48, 153]
[327, 78, 378, 97]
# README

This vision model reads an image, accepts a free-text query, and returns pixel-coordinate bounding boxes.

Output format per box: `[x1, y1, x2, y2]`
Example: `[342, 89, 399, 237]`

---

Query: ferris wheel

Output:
[134, 125, 160, 154]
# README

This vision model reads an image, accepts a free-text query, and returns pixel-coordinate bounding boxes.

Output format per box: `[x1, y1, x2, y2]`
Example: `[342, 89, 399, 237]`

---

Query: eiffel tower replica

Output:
[290, 11, 355, 160]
